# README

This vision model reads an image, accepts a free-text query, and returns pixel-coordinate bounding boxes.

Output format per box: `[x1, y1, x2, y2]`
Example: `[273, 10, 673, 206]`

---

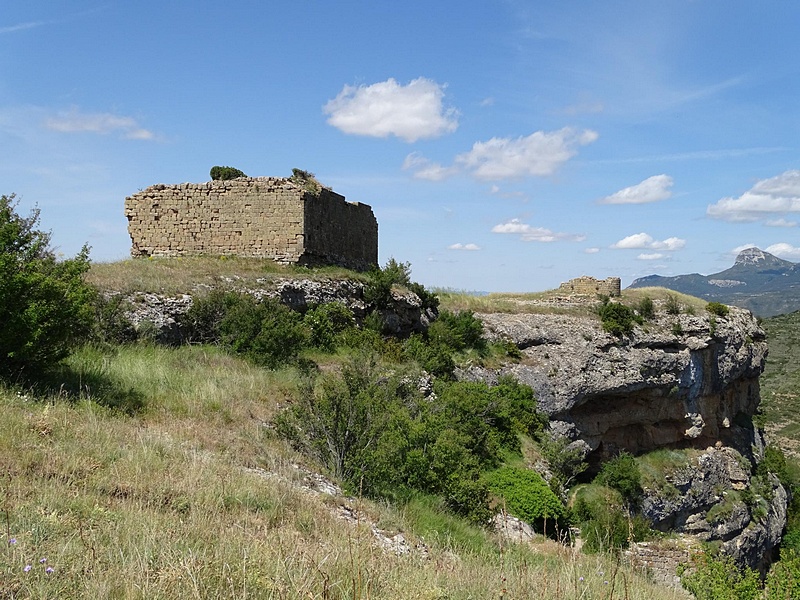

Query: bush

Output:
[680, 553, 761, 600]
[403, 334, 455, 378]
[665, 293, 681, 315]
[304, 302, 356, 351]
[209, 166, 246, 180]
[363, 258, 438, 312]
[766, 549, 800, 599]
[219, 296, 308, 368]
[276, 364, 542, 524]
[0, 194, 95, 378]
[595, 452, 643, 506]
[637, 296, 655, 320]
[91, 293, 137, 345]
[572, 485, 651, 552]
[486, 466, 565, 534]
[428, 309, 486, 352]
[597, 299, 640, 337]
[706, 301, 730, 317]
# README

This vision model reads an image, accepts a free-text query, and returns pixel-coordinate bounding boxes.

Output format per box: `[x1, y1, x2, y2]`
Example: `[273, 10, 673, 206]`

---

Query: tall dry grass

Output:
[1, 344, 689, 599]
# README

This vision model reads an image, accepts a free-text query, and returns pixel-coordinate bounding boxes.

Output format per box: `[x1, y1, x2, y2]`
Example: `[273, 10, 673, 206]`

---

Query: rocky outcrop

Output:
[117, 278, 434, 343]
[459, 302, 786, 571]
[462, 306, 767, 466]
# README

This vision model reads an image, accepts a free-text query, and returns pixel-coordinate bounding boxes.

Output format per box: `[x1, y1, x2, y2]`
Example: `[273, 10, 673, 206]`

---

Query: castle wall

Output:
[124, 177, 378, 271]
[559, 276, 621, 297]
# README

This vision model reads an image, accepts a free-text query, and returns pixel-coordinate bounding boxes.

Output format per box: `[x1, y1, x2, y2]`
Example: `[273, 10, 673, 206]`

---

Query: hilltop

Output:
[628, 247, 800, 317]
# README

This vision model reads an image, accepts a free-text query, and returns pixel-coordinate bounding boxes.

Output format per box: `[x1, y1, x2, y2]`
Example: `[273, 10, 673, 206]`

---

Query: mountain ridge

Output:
[628, 247, 800, 317]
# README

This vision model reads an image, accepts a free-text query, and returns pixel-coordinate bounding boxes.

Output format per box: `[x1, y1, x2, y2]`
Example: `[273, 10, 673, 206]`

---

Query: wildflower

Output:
[39, 557, 47, 564]
[45, 566, 54, 574]
[8, 538, 16, 545]
[604, 581, 609, 585]
[23, 565, 31, 572]
[579, 577, 584, 582]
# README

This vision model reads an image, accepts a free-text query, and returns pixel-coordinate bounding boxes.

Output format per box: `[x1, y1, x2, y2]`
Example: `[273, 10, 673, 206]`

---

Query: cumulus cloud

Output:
[44, 107, 155, 140]
[324, 77, 458, 142]
[584, 247, 600, 254]
[448, 243, 481, 251]
[491, 218, 585, 242]
[402, 152, 457, 181]
[600, 174, 673, 204]
[637, 253, 665, 260]
[611, 233, 686, 251]
[765, 242, 800, 260]
[707, 170, 800, 222]
[455, 127, 598, 180]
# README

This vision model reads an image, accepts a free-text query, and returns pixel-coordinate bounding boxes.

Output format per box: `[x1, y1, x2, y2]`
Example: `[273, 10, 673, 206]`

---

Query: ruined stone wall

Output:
[558, 276, 621, 297]
[124, 177, 378, 271]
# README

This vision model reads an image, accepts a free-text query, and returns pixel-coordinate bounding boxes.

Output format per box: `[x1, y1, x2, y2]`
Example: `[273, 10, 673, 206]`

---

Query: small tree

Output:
[0, 194, 95, 378]
[210, 166, 246, 180]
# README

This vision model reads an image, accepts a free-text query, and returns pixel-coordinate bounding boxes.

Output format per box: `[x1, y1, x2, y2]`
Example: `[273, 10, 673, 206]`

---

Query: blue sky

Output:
[2, 1, 800, 292]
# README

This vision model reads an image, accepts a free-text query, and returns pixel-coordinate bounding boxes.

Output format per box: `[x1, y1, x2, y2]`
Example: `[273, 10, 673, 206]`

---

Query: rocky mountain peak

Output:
[734, 246, 769, 266]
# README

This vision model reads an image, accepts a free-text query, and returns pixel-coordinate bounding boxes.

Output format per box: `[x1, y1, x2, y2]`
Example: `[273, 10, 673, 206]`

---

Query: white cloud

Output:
[584, 247, 600, 254]
[448, 243, 481, 251]
[637, 252, 665, 260]
[707, 170, 800, 222]
[402, 152, 457, 181]
[491, 218, 585, 242]
[765, 242, 800, 260]
[324, 77, 458, 142]
[600, 174, 673, 204]
[611, 232, 686, 251]
[0, 21, 46, 34]
[766, 217, 797, 227]
[731, 243, 758, 254]
[455, 127, 598, 180]
[44, 107, 156, 140]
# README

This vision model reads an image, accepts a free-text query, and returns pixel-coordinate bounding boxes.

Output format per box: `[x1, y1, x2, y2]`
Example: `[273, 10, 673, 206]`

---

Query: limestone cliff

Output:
[464, 306, 767, 465]
[460, 303, 786, 571]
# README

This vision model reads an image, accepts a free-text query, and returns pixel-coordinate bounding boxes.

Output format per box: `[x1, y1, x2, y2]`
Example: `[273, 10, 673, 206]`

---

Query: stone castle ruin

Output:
[559, 275, 621, 297]
[124, 177, 378, 271]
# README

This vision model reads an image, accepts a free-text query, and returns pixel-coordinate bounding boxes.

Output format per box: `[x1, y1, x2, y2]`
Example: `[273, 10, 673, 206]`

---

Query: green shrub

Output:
[597, 299, 640, 337]
[428, 309, 486, 352]
[595, 452, 643, 506]
[486, 466, 565, 533]
[665, 293, 681, 315]
[363, 258, 438, 312]
[572, 484, 651, 552]
[679, 553, 761, 600]
[210, 166, 246, 180]
[0, 194, 95, 378]
[403, 334, 455, 378]
[706, 301, 730, 317]
[181, 288, 238, 344]
[276, 364, 541, 524]
[303, 302, 356, 351]
[766, 549, 800, 599]
[91, 293, 137, 345]
[637, 296, 655, 320]
[220, 296, 308, 368]
[539, 435, 588, 499]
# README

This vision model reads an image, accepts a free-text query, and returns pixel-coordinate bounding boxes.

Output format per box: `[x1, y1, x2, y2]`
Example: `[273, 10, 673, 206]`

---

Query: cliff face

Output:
[466, 307, 767, 465]
[461, 305, 787, 571]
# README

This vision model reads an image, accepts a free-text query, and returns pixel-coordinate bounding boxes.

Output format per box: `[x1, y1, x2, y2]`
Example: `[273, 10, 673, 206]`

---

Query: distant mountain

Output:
[628, 247, 800, 317]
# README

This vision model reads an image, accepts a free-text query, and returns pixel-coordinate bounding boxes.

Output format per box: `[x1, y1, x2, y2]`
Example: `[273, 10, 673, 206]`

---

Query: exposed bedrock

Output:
[461, 305, 788, 570]
[461, 308, 768, 467]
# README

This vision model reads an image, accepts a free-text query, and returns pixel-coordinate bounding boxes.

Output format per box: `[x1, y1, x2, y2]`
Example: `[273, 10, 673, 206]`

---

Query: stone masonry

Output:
[124, 177, 378, 271]
[558, 275, 621, 297]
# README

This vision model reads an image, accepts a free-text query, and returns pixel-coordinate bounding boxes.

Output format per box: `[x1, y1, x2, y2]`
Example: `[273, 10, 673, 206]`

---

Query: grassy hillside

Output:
[760, 310, 800, 456]
[0, 344, 688, 599]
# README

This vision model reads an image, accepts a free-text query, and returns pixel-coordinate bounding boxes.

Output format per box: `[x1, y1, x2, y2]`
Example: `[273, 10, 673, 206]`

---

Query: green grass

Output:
[760, 310, 800, 455]
[87, 256, 364, 295]
[0, 343, 689, 599]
